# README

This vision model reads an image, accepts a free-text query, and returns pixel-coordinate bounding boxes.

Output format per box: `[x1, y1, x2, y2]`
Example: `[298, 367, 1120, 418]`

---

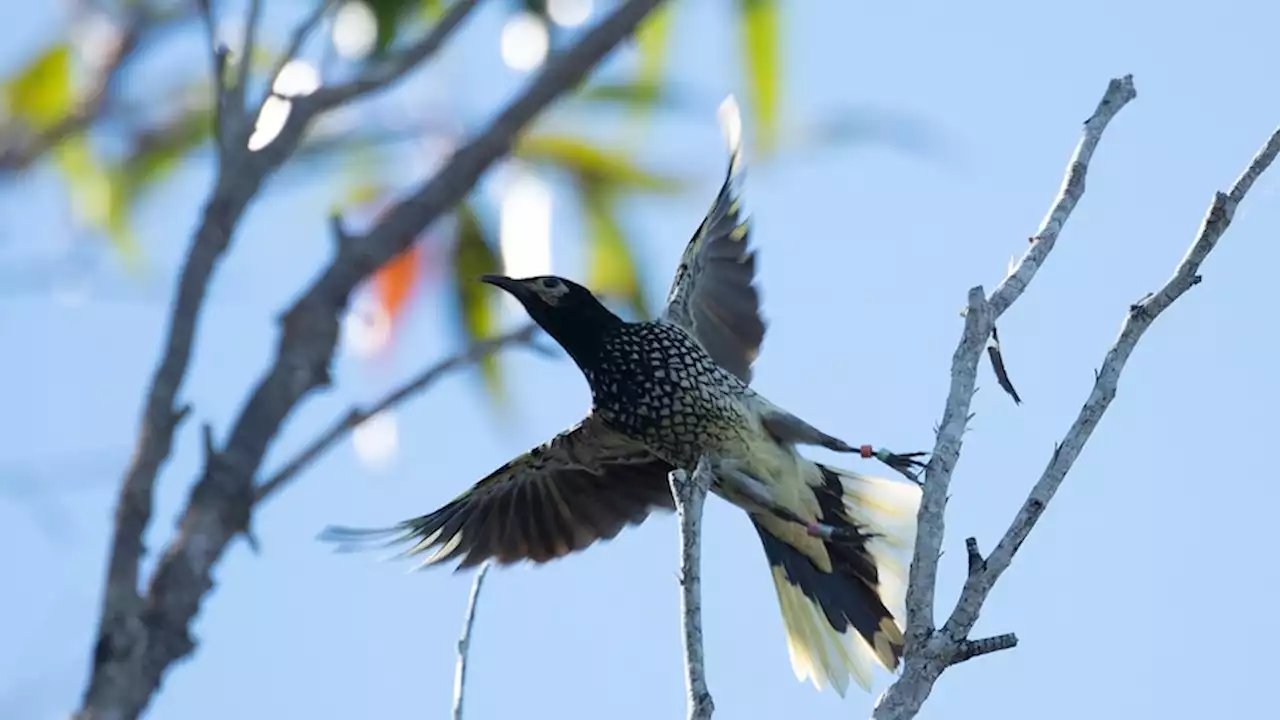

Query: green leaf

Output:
[420, 0, 443, 20]
[635, 5, 675, 89]
[572, 79, 689, 112]
[121, 106, 215, 189]
[365, 0, 420, 55]
[452, 202, 506, 404]
[581, 184, 649, 320]
[6, 43, 74, 131]
[738, 0, 781, 155]
[514, 134, 684, 194]
[54, 138, 143, 272]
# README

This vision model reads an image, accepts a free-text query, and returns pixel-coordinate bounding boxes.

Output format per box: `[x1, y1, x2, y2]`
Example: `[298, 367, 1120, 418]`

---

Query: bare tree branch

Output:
[900, 76, 1136, 660]
[265, 0, 342, 95]
[233, 0, 265, 120]
[667, 458, 716, 720]
[876, 78, 1280, 719]
[306, 0, 481, 111]
[77, 2, 670, 718]
[452, 562, 492, 720]
[253, 323, 537, 505]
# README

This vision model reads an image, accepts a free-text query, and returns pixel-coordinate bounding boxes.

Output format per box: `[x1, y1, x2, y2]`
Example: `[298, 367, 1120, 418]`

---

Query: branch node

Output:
[211, 44, 232, 145]
[964, 537, 984, 575]
[330, 211, 356, 252]
[201, 422, 218, 465]
[951, 633, 1019, 666]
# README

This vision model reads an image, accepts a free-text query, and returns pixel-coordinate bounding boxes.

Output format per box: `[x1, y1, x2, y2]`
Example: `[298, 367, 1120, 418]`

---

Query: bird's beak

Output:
[479, 273, 521, 294]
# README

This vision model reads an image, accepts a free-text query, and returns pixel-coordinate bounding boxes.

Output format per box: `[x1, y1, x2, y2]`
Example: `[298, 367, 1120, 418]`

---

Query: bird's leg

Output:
[758, 410, 928, 483]
[759, 410, 858, 452]
[713, 461, 860, 544]
[709, 460, 777, 515]
[859, 446, 928, 484]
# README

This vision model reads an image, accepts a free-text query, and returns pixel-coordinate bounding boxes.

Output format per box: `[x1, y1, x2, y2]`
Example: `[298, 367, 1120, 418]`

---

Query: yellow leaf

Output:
[452, 203, 506, 404]
[6, 43, 74, 131]
[514, 134, 683, 194]
[54, 137, 143, 273]
[581, 185, 649, 320]
[420, 0, 443, 21]
[738, 0, 781, 155]
[635, 5, 675, 92]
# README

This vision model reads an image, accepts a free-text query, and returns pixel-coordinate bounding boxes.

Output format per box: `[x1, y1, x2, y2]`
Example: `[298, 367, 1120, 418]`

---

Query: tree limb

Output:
[264, 0, 342, 97]
[232, 0, 265, 122]
[306, 0, 481, 111]
[900, 75, 1136, 656]
[668, 457, 716, 720]
[452, 562, 492, 720]
[876, 79, 1280, 719]
[252, 323, 537, 505]
[877, 75, 1137, 720]
[76, 2, 670, 718]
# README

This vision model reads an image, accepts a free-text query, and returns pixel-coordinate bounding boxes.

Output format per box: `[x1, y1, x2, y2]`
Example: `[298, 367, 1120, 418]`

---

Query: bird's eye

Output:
[539, 278, 564, 292]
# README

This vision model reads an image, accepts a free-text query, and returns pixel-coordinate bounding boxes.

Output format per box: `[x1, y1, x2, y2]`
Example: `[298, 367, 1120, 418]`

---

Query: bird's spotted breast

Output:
[584, 321, 751, 467]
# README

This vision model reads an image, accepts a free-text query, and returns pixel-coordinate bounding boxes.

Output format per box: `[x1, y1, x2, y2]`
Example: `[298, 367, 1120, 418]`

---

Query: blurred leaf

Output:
[785, 107, 949, 161]
[572, 79, 696, 112]
[514, 134, 684, 193]
[738, 0, 780, 155]
[374, 242, 423, 331]
[635, 4, 674, 89]
[581, 184, 648, 320]
[366, 0, 419, 56]
[420, 0, 443, 20]
[515, 0, 549, 20]
[5, 43, 74, 131]
[121, 106, 215, 188]
[452, 203, 505, 403]
[345, 182, 385, 207]
[54, 138, 143, 272]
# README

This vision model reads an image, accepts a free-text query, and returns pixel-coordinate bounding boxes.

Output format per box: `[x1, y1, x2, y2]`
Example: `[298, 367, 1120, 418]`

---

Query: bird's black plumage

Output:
[323, 124, 922, 696]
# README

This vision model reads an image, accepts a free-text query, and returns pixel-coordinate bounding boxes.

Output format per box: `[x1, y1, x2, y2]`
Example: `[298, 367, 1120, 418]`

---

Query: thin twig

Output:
[940, 121, 1280, 646]
[877, 76, 1136, 720]
[452, 562, 492, 720]
[306, 0, 482, 112]
[901, 76, 1137, 660]
[231, 0, 264, 120]
[253, 323, 538, 505]
[264, 0, 341, 98]
[668, 457, 716, 720]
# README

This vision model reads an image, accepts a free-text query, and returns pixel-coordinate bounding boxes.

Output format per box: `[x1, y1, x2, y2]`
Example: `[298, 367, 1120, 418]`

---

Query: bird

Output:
[322, 111, 925, 696]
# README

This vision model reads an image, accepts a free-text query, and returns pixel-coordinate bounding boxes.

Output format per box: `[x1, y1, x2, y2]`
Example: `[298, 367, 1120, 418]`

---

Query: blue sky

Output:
[4, 1, 1280, 719]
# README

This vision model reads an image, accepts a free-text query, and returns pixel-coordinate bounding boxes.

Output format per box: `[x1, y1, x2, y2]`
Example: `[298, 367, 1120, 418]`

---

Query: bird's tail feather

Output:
[753, 463, 920, 696]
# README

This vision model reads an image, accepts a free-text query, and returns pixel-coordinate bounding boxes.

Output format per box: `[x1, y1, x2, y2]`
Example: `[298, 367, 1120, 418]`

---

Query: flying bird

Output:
[323, 106, 925, 696]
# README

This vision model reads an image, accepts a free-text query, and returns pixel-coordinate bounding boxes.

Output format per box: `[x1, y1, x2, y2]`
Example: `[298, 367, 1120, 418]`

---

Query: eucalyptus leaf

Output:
[581, 184, 649, 320]
[452, 203, 506, 404]
[738, 0, 781, 155]
[5, 43, 74, 131]
[514, 134, 683, 194]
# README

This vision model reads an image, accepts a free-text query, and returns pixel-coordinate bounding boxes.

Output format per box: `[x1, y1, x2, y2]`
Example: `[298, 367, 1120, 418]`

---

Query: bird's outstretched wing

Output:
[660, 104, 765, 383]
[319, 415, 675, 569]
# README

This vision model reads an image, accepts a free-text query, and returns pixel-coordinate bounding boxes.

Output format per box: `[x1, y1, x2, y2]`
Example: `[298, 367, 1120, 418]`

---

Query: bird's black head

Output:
[480, 274, 625, 366]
